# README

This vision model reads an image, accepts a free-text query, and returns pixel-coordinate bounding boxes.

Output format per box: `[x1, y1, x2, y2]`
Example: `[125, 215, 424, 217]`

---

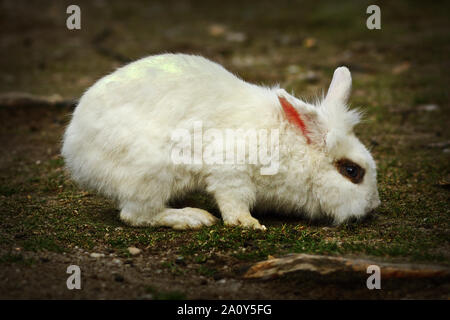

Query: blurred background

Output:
[1, 0, 448, 100]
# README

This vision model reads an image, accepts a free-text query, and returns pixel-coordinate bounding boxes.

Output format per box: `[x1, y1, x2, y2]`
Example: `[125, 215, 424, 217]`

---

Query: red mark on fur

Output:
[278, 96, 311, 144]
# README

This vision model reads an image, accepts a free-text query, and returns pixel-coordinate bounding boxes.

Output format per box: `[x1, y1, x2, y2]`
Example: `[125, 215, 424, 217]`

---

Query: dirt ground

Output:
[0, 0, 449, 299]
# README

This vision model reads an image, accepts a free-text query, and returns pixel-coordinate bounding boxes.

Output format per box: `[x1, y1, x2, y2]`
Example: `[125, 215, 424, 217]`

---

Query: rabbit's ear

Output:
[324, 67, 352, 106]
[276, 89, 321, 145]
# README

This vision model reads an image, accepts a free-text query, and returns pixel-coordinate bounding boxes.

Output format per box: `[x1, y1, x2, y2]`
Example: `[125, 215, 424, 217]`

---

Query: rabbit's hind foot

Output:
[120, 206, 218, 230]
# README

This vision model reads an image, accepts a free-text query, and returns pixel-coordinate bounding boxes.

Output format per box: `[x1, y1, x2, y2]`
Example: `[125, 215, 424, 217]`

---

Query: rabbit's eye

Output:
[345, 165, 358, 177]
[335, 159, 365, 184]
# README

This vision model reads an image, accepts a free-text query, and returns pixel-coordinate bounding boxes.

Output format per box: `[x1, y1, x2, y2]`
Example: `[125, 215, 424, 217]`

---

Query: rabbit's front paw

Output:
[224, 214, 266, 231]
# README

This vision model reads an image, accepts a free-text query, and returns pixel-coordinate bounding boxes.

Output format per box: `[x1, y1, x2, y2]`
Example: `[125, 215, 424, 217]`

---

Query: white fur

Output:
[62, 53, 380, 230]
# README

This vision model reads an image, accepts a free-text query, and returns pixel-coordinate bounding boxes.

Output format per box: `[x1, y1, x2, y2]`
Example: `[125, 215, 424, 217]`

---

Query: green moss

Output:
[0, 253, 35, 266]
[22, 237, 64, 253]
[197, 265, 217, 277]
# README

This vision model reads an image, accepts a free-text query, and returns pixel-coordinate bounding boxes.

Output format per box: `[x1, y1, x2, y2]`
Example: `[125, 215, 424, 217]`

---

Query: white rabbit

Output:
[62, 53, 380, 230]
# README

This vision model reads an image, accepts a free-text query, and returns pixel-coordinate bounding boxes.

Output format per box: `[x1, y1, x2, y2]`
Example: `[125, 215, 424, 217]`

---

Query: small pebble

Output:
[303, 37, 317, 48]
[226, 32, 247, 43]
[175, 255, 186, 265]
[300, 70, 319, 83]
[427, 141, 450, 149]
[418, 104, 439, 112]
[128, 247, 141, 255]
[208, 24, 226, 37]
[287, 65, 301, 74]
[90, 252, 105, 258]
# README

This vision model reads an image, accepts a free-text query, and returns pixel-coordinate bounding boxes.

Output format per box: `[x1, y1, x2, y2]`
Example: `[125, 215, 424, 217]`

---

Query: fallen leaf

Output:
[392, 62, 410, 74]
[208, 24, 227, 37]
[303, 37, 317, 49]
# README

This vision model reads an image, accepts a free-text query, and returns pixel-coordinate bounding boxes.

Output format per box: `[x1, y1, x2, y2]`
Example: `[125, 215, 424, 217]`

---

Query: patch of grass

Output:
[197, 265, 217, 277]
[0, 185, 20, 196]
[193, 254, 208, 264]
[161, 261, 185, 275]
[22, 236, 64, 253]
[180, 224, 346, 262]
